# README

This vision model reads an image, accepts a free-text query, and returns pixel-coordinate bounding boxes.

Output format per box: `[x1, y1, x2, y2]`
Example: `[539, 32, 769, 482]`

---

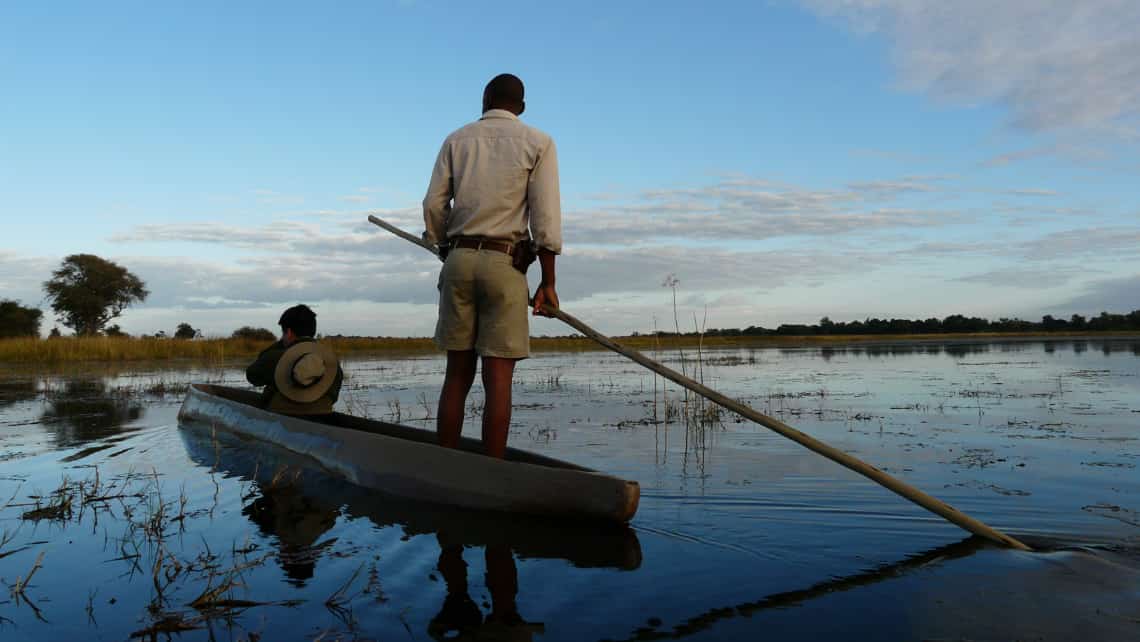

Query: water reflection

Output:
[0, 380, 38, 409]
[179, 424, 639, 639]
[611, 537, 987, 641]
[241, 477, 339, 586]
[789, 339, 1140, 360]
[430, 540, 542, 641]
[40, 379, 143, 446]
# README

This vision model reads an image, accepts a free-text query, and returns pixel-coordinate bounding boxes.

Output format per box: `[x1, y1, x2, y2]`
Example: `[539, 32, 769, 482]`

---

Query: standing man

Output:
[423, 73, 562, 458]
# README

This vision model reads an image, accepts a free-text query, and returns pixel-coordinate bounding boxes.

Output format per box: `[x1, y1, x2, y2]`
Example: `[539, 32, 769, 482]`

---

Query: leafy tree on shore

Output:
[174, 323, 200, 339]
[231, 326, 276, 341]
[0, 299, 43, 338]
[105, 324, 128, 337]
[43, 254, 149, 336]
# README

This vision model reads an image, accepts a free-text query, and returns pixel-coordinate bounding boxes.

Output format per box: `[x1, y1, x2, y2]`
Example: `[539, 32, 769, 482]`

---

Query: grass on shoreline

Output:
[0, 331, 1135, 365]
[0, 335, 437, 365]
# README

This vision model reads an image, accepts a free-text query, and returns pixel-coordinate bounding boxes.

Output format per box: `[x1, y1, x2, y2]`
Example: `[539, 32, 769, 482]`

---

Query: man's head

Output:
[482, 73, 525, 116]
[278, 304, 317, 345]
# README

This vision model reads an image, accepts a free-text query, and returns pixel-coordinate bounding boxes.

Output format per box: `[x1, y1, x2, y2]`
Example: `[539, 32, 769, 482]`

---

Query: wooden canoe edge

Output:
[618, 480, 641, 522]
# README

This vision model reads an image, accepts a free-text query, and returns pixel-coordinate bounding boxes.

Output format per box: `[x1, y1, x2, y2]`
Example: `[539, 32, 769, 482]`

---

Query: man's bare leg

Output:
[480, 356, 517, 458]
[437, 350, 477, 448]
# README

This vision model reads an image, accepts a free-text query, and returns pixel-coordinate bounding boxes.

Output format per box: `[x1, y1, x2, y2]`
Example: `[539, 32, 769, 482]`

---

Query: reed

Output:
[0, 335, 436, 364]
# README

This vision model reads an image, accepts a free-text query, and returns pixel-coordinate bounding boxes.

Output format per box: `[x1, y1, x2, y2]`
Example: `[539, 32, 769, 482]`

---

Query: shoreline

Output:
[0, 331, 1137, 367]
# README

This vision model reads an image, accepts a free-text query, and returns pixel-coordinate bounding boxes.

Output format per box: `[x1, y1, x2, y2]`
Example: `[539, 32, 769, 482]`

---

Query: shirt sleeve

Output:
[422, 139, 453, 246]
[328, 366, 344, 405]
[528, 137, 562, 254]
[246, 341, 284, 387]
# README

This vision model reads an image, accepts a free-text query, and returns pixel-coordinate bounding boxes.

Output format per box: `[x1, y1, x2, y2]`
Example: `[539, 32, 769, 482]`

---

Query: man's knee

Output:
[480, 356, 517, 385]
[445, 350, 478, 386]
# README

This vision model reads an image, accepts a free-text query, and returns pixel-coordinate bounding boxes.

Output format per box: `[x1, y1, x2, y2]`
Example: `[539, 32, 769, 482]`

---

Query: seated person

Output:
[246, 304, 344, 415]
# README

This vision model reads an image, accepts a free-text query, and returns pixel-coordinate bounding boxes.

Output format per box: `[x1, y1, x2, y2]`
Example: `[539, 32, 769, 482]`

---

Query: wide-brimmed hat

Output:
[274, 342, 339, 403]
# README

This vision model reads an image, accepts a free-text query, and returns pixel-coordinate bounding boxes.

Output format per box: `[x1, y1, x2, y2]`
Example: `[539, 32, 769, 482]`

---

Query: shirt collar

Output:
[480, 109, 519, 121]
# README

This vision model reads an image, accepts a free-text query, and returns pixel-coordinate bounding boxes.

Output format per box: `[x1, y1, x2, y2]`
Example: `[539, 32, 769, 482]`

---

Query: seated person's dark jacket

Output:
[246, 338, 344, 415]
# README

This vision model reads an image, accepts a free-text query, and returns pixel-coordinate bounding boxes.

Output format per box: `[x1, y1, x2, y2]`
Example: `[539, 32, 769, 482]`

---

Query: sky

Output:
[2, 0, 1138, 337]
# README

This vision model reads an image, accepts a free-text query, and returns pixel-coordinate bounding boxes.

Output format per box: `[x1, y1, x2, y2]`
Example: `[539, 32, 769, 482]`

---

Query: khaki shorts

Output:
[434, 247, 530, 359]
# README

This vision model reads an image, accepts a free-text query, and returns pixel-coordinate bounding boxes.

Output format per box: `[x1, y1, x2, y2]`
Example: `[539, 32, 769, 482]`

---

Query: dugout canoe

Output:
[177, 384, 640, 523]
[178, 424, 643, 570]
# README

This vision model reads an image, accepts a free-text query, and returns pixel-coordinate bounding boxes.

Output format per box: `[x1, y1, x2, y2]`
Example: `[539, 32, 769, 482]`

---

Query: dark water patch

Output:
[39, 379, 144, 447]
[58, 443, 117, 463]
[0, 380, 38, 409]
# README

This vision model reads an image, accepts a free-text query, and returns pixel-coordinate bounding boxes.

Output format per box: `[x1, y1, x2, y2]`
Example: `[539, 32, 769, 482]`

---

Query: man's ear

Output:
[517, 100, 526, 116]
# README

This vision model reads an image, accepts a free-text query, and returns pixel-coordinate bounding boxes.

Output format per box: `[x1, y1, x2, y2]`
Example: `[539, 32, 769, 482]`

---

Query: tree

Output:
[104, 324, 128, 337]
[231, 326, 276, 341]
[43, 254, 149, 336]
[818, 316, 835, 334]
[0, 299, 43, 338]
[174, 323, 200, 340]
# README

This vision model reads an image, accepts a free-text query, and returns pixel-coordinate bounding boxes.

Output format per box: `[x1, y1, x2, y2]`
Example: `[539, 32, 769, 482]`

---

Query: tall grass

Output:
[0, 336, 434, 364]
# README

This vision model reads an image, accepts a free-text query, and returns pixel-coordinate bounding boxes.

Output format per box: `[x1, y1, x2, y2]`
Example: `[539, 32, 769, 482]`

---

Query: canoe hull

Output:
[178, 384, 639, 523]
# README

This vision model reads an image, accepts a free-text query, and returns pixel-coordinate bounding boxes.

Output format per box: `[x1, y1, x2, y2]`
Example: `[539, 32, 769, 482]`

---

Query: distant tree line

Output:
[643, 310, 1140, 338]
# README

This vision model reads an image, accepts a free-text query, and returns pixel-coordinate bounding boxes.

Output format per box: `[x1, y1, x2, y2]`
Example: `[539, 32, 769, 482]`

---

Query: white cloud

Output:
[19, 168, 1128, 336]
[0, 251, 55, 307]
[803, 1, 1140, 135]
[1001, 188, 1058, 197]
[565, 176, 968, 245]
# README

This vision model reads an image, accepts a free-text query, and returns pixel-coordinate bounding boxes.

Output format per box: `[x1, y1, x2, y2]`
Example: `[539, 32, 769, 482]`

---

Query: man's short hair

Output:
[279, 304, 317, 337]
[484, 73, 525, 108]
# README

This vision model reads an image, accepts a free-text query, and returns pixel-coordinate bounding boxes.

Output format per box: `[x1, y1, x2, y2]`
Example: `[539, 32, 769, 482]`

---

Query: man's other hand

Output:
[532, 283, 559, 317]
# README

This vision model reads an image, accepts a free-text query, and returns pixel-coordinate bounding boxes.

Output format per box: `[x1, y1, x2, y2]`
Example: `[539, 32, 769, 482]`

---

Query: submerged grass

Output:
[3, 462, 308, 637]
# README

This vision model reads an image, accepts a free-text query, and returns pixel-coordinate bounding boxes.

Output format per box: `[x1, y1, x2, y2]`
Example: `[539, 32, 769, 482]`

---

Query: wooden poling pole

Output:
[369, 215, 438, 255]
[367, 215, 1033, 551]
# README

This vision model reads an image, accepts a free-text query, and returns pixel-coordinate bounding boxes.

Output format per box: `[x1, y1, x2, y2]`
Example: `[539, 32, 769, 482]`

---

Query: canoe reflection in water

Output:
[178, 423, 641, 640]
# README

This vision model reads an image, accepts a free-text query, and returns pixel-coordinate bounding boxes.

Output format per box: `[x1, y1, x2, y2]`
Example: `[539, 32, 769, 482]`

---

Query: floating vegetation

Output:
[0, 463, 317, 635]
[1081, 503, 1140, 527]
[948, 448, 1008, 469]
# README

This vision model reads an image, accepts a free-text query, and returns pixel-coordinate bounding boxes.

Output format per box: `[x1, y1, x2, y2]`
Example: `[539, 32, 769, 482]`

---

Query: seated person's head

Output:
[278, 304, 317, 345]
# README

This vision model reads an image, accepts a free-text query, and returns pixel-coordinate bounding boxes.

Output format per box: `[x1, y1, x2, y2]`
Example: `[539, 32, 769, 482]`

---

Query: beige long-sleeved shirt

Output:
[422, 109, 562, 254]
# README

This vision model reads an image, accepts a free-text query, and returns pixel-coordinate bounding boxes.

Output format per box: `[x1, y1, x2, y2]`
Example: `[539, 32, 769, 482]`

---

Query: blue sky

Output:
[2, 1, 1138, 337]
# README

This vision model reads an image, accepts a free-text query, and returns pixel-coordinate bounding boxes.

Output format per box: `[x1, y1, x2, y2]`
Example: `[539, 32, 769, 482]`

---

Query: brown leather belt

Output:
[450, 237, 515, 255]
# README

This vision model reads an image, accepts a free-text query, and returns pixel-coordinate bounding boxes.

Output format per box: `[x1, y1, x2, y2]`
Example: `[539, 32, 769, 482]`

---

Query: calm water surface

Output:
[1, 339, 1138, 641]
